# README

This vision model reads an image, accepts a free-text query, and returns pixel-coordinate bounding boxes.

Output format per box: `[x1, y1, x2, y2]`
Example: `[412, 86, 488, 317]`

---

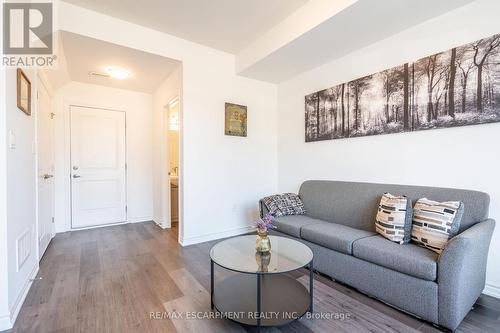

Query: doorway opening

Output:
[166, 97, 180, 238]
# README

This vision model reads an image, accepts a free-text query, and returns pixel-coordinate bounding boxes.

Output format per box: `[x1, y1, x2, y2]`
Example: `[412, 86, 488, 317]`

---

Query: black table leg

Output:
[210, 259, 214, 310]
[257, 273, 261, 332]
[309, 259, 314, 313]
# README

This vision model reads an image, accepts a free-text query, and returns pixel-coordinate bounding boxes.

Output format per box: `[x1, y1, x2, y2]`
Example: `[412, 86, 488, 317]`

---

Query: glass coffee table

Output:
[210, 235, 314, 329]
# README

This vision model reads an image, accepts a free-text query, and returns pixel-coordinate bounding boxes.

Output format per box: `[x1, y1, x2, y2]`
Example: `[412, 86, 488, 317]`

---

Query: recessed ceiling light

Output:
[105, 67, 130, 80]
[89, 71, 109, 78]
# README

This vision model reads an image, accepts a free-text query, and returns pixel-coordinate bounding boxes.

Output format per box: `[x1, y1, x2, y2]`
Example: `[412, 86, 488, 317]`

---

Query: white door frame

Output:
[161, 95, 183, 243]
[65, 102, 128, 230]
[162, 104, 172, 229]
[35, 73, 55, 260]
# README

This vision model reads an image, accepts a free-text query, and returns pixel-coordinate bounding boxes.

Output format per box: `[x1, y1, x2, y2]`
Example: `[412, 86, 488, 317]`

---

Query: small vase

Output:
[255, 251, 271, 272]
[256, 229, 271, 253]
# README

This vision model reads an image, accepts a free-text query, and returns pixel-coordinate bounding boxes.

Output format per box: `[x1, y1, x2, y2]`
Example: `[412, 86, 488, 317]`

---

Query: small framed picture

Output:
[225, 103, 247, 137]
[17, 68, 31, 116]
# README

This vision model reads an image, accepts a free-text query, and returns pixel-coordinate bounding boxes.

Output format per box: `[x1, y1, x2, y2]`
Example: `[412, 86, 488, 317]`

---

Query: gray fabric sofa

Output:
[259, 180, 495, 330]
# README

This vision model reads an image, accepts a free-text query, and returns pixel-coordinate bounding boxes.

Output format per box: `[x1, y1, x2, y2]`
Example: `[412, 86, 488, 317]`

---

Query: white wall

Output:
[181, 60, 277, 245]
[277, 0, 500, 298]
[0, 67, 11, 329]
[1, 67, 39, 330]
[0, 5, 8, 324]
[53, 81, 154, 232]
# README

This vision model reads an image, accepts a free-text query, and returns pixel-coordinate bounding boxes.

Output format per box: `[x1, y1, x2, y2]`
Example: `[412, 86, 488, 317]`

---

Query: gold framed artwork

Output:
[17, 68, 31, 116]
[225, 102, 247, 137]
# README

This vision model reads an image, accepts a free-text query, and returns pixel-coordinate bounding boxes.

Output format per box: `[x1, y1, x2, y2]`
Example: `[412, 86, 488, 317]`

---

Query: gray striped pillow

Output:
[375, 193, 412, 244]
[411, 198, 464, 254]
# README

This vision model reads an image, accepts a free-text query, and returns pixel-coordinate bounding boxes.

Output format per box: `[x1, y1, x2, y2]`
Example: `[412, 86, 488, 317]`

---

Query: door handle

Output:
[72, 174, 81, 178]
[43, 174, 54, 179]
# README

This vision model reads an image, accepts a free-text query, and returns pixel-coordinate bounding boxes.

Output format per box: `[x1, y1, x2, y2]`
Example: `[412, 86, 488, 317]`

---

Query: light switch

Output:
[9, 130, 16, 149]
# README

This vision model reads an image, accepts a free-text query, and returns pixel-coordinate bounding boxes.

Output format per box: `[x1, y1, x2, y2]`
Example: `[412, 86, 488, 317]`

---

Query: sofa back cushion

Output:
[299, 180, 489, 232]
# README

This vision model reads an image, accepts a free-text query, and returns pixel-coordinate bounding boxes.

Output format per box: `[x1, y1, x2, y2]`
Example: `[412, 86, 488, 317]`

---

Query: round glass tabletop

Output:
[210, 235, 313, 274]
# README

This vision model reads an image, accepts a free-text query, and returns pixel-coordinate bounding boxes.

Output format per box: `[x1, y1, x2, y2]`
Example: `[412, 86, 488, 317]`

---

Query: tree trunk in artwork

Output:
[411, 63, 415, 130]
[434, 99, 441, 119]
[425, 57, 436, 123]
[444, 90, 448, 116]
[477, 65, 483, 113]
[443, 72, 449, 116]
[487, 79, 493, 106]
[449, 48, 456, 118]
[458, 65, 471, 114]
[427, 81, 433, 123]
[316, 92, 320, 137]
[354, 83, 359, 131]
[462, 77, 467, 113]
[305, 106, 309, 137]
[341, 83, 345, 136]
[333, 103, 338, 133]
[403, 63, 409, 130]
[347, 85, 350, 136]
[385, 76, 390, 123]
[321, 96, 326, 134]
[488, 79, 494, 107]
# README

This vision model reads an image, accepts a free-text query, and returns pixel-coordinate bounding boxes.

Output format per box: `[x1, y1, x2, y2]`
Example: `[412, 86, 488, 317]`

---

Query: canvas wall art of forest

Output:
[305, 33, 500, 142]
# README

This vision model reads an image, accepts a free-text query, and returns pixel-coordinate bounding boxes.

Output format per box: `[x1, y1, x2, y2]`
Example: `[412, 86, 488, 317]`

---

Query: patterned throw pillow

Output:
[411, 198, 464, 254]
[262, 193, 306, 217]
[375, 193, 412, 244]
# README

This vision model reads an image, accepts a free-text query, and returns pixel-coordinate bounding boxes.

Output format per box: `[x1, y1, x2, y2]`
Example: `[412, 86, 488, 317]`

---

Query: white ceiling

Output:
[60, 31, 180, 93]
[59, 0, 476, 84]
[61, 0, 309, 54]
[238, 0, 476, 82]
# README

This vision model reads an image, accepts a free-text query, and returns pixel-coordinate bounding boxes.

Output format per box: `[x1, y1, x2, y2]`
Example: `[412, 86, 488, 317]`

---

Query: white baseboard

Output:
[56, 219, 156, 234]
[157, 222, 169, 230]
[179, 226, 253, 246]
[483, 283, 500, 299]
[128, 216, 154, 223]
[70, 221, 128, 231]
[6, 264, 39, 330]
[152, 217, 169, 229]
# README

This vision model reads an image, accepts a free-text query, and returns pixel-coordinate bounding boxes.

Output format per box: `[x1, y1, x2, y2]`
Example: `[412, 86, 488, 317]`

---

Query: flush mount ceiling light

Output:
[104, 67, 131, 80]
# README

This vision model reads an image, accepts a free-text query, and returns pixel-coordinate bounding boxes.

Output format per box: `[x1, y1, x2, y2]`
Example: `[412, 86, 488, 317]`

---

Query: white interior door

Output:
[70, 106, 127, 229]
[37, 82, 55, 259]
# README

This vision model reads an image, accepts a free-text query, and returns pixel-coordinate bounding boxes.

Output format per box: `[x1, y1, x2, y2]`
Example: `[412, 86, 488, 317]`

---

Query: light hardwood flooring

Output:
[4, 222, 500, 333]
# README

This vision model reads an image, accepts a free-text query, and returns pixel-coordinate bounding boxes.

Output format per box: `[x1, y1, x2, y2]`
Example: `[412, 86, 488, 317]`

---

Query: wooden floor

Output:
[5, 222, 500, 333]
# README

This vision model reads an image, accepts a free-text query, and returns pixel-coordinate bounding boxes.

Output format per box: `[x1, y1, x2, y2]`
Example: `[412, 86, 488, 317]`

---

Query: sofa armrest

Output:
[259, 199, 269, 218]
[437, 218, 495, 330]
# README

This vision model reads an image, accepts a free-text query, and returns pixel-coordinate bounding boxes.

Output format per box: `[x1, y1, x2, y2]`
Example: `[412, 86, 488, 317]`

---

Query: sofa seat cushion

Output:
[273, 215, 324, 238]
[300, 222, 375, 255]
[353, 235, 439, 281]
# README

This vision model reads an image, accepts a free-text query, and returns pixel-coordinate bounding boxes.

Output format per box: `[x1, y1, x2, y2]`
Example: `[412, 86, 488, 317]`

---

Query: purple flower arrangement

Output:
[255, 213, 277, 232]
